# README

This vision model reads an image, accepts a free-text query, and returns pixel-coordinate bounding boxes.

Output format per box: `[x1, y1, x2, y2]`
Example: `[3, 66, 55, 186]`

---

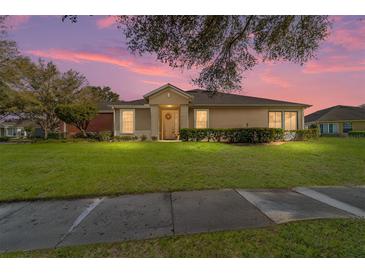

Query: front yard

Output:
[0, 138, 365, 202]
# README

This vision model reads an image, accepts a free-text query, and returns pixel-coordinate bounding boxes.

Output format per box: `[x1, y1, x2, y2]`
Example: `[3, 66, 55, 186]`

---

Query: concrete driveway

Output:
[0, 186, 363, 253]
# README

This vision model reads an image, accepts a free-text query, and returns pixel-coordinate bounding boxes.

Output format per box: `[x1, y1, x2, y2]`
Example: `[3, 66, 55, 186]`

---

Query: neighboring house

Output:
[0, 119, 39, 138]
[305, 105, 365, 135]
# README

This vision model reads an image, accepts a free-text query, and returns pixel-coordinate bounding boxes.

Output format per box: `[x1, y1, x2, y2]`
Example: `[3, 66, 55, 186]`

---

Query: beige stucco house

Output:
[305, 105, 365, 135]
[110, 83, 310, 140]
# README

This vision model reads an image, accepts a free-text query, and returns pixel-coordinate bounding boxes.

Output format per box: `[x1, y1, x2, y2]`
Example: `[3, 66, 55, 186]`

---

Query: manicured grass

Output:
[0, 138, 365, 202]
[2, 219, 365, 257]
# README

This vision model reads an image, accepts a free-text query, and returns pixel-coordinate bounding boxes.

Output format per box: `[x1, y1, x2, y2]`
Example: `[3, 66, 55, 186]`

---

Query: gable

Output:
[147, 87, 191, 105]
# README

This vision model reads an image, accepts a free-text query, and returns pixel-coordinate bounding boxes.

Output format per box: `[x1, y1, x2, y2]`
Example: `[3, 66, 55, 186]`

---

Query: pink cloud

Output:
[26, 49, 175, 77]
[96, 16, 118, 29]
[4, 16, 31, 29]
[303, 56, 365, 74]
[326, 18, 365, 50]
[260, 70, 291, 89]
[142, 80, 167, 86]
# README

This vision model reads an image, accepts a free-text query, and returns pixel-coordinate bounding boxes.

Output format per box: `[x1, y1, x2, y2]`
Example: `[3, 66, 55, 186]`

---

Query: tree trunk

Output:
[44, 128, 48, 139]
[80, 128, 87, 137]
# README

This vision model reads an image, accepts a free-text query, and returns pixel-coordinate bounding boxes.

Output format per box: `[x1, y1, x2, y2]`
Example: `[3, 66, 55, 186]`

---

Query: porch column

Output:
[114, 108, 121, 136]
[150, 105, 160, 139]
[299, 108, 305, 129]
[180, 104, 189, 129]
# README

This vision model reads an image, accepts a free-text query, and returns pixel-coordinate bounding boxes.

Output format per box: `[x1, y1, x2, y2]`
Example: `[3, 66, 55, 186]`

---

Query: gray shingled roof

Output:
[305, 105, 365, 123]
[98, 99, 146, 111]
[113, 89, 309, 107]
[186, 89, 310, 106]
[0, 119, 38, 127]
[116, 99, 146, 106]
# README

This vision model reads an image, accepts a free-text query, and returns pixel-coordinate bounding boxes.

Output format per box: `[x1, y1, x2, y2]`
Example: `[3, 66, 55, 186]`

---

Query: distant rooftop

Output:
[305, 105, 365, 123]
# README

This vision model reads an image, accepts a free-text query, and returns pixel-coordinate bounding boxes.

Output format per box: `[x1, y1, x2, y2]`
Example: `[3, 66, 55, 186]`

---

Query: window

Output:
[121, 110, 134, 134]
[6, 128, 16, 136]
[195, 109, 208, 129]
[284, 112, 297, 130]
[343, 122, 352, 133]
[269, 112, 282, 128]
[320, 123, 338, 134]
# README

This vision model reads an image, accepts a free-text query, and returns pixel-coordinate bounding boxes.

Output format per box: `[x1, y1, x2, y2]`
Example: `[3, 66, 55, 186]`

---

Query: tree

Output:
[0, 17, 28, 121]
[64, 15, 331, 92]
[16, 60, 87, 139]
[55, 103, 97, 137]
[84, 86, 120, 103]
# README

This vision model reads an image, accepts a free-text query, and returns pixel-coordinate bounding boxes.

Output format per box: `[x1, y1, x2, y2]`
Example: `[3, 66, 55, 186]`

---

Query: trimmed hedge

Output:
[180, 128, 284, 143]
[349, 131, 365, 138]
[0, 136, 10, 142]
[293, 129, 319, 140]
[113, 135, 139, 142]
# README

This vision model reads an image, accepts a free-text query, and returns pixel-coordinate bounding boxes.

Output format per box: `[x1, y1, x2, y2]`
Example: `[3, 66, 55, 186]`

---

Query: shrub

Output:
[180, 128, 284, 143]
[151, 136, 158, 141]
[140, 134, 147, 141]
[292, 129, 319, 141]
[349, 131, 365, 138]
[0, 136, 10, 142]
[98, 131, 112, 141]
[113, 135, 138, 142]
[309, 123, 318, 129]
[48, 132, 65, 139]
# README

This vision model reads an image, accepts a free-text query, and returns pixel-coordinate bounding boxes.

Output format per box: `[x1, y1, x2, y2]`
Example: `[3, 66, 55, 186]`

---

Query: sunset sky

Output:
[4, 15, 365, 114]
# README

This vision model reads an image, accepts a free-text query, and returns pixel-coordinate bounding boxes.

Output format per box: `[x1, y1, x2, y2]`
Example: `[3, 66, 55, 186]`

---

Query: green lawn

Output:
[0, 138, 365, 202]
[2, 219, 365, 257]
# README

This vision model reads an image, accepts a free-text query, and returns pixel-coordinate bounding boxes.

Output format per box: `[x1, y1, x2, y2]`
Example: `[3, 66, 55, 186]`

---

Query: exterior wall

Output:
[148, 88, 190, 105]
[180, 104, 189, 129]
[189, 106, 305, 129]
[113, 104, 307, 139]
[135, 109, 151, 130]
[0, 126, 24, 137]
[352, 121, 365, 131]
[150, 105, 159, 139]
[315, 120, 365, 135]
[114, 108, 152, 138]
[65, 112, 113, 135]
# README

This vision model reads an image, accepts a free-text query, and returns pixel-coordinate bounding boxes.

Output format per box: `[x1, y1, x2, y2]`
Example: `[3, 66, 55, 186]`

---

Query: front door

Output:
[162, 110, 179, 140]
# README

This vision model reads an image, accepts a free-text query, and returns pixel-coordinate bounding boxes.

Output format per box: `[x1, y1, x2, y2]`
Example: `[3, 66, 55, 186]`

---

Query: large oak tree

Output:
[65, 15, 331, 92]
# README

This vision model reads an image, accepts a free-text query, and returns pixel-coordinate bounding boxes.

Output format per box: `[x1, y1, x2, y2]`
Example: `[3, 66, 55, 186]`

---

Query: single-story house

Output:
[62, 83, 310, 140]
[305, 105, 365, 135]
[0, 119, 40, 138]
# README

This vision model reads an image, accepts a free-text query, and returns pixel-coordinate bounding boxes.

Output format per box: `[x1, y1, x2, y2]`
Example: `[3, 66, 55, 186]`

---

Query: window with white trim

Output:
[121, 110, 134, 134]
[195, 110, 208, 129]
[6, 127, 16, 136]
[284, 112, 297, 130]
[269, 112, 282, 128]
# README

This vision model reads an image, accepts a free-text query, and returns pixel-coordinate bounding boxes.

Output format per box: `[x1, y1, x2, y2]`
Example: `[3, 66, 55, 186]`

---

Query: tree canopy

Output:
[83, 86, 120, 103]
[55, 103, 98, 137]
[64, 15, 331, 92]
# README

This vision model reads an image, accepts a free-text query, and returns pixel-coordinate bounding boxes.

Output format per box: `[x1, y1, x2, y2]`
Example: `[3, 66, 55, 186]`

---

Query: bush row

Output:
[349, 131, 365, 138]
[180, 128, 319, 143]
[291, 129, 319, 141]
[0, 136, 10, 142]
[73, 131, 148, 142]
[180, 128, 285, 143]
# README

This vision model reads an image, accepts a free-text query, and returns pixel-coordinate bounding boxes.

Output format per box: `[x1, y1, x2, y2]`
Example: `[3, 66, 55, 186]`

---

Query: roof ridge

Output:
[186, 89, 309, 105]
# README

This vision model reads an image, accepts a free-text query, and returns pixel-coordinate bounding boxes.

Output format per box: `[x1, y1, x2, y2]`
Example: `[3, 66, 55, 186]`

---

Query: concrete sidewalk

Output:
[0, 186, 364, 253]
